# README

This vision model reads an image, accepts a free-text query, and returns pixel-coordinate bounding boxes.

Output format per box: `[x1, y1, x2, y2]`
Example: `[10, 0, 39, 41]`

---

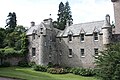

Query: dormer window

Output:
[93, 32, 98, 41]
[80, 34, 84, 42]
[68, 35, 72, 41]
[40, 28, 43, 34]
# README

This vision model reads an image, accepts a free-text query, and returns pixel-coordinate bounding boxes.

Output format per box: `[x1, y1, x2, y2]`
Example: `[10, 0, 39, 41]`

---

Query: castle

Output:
[26, 0, 120, 68]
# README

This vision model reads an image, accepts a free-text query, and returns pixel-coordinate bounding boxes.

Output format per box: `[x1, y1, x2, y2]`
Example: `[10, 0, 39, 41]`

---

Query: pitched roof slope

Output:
[57, 20, 104, 37]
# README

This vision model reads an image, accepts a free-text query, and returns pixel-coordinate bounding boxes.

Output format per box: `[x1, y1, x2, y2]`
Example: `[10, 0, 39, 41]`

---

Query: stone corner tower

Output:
[102, 14, 112, 46]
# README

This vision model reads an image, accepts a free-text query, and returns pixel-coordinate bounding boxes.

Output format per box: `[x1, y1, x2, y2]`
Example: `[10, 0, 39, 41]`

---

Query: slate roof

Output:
[57, 20, 104, 37]
[26, 22, 51, 35]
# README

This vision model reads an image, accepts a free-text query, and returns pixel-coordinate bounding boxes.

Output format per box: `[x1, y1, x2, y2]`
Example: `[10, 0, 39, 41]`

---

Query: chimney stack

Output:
[31, 21, 35, 27]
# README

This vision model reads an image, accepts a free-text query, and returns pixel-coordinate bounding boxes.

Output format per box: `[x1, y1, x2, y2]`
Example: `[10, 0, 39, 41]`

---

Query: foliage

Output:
[0, 28, 6, 48]
[33, 65, 47, 72]
[47, 68, 67, 74]
[0, 62, 11, 67]
[55, 1, 73, 30]
[68, 67, 95, 76]
[5, 12, 17, 32]
[18, 60, 29, 67]
[47, 62, 54, 68]
[95, 43, 120, 80]
[28, 61, 36, 67]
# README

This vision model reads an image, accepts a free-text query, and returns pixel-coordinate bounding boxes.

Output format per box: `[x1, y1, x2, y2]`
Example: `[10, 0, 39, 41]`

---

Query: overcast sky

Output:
[0, 0, 114, 28]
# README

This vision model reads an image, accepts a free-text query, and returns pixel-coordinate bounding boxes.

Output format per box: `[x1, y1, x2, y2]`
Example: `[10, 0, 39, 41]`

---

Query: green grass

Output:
[0, 67, 98, 80]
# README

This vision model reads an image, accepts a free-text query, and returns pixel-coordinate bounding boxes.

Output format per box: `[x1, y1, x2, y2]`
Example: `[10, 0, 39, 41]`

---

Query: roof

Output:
[26, 22, 51, 35]
[57, 20, 104, 37]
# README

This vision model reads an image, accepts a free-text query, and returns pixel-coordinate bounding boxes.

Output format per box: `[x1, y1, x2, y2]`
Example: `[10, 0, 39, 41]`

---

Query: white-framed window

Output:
[93, 32, 98, 41]
[69, 49, 72, 57]
[81, 49, 85, 57]
[32, 48, 36, 56]
[94, 48, 98, 57]
[80, 34, 84, 42]
[68, 35, 72, 41]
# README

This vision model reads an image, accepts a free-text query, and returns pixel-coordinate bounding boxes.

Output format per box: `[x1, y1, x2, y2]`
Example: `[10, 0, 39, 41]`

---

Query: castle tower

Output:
[102, 14, 112, 46]
[111, 0, 120, 34]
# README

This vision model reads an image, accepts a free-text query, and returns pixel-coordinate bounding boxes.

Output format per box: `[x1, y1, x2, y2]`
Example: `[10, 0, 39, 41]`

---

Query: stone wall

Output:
[57, 34, 104, 68]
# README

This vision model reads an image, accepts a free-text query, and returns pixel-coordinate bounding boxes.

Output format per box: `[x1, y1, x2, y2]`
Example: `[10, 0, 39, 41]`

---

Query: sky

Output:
[0, 0, 114, 28]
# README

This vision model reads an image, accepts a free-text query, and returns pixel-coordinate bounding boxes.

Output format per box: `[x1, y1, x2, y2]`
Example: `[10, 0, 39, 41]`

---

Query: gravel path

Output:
[0, 77, 19, 80]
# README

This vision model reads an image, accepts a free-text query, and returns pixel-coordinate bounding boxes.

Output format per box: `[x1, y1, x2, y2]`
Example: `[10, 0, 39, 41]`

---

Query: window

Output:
[69, 49, 72, 57]
[40, 28, 43, 34]
[81, 49, 85, 57]
[68, 35, 72, 41]
[94, 32, 98, 40]
[32, 48, 36, 56]
[32, 34, 35, 40]
[80, 34, 84, 41]
[94, 48, 98, 56]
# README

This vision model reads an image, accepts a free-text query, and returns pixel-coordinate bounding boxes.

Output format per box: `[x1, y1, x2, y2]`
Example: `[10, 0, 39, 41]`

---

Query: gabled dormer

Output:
[68, 30, 73, 42]
[80, 28, 85, 42]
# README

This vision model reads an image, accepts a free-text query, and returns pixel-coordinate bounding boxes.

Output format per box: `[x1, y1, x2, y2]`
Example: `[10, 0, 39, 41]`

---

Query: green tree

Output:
[56, 1, 73, 30]
[95, 43, 120, 80]
[0, 28, 6, 48]
[5, 12, 17, 32]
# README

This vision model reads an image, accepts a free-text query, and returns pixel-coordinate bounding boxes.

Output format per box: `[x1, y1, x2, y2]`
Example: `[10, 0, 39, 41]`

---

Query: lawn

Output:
[0, 67, 98, 80]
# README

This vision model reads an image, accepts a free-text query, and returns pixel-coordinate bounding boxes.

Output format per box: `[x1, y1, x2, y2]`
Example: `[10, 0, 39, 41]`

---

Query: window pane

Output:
[32, 48, 36, 56]
[69, 49, 72, 55]
[94, 33, 98, 40]
[80, 34, 84, 41]
[81, 49, 84, 56]
[68, 35, 72, 41]
[94, 48, 98, 56]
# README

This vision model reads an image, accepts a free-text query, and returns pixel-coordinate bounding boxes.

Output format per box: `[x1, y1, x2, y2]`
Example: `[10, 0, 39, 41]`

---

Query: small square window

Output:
[32, 48, 36, 56]
[68, 35, 72, 41]
[94, 32, 98, 40]
[81, 49, 85, 57]
[69, 49, 72, 57]
[94, 48, 98, 56]
[80, 34, 84, 41]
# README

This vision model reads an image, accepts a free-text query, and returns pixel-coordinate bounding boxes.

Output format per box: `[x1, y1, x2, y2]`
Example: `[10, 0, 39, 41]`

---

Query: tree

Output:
[0, 28, 6, 48]
[56, 1, 73, 30]
[95, 43, 120, 80]
[5, 12, 17, 32]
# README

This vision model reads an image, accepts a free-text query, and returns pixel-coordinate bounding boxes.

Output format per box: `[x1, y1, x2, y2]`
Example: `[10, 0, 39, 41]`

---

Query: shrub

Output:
[47, 68, 67, 74]
[69, 67, 95, 76]
[1, 62, 11, 67]
[18, 60, 28, 67]
[28, 61, 36, 67]
[33, 65, 47, 72]
[47, 62, 54, 68]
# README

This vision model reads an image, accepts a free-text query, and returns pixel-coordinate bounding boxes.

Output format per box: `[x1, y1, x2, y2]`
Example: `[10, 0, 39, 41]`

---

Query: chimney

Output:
[31, 21, 35, 27]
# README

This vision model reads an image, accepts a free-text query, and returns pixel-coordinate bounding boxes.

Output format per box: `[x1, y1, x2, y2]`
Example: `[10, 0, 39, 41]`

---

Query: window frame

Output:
[81, 49, 85, 57]
[69, 49, 72, 57]
[93, 32, 98, 41]
[32, 48, 36, 56]
[80, 33, 84, 42]
[68, 35, 72, 42]
[94, 48, 98, 57]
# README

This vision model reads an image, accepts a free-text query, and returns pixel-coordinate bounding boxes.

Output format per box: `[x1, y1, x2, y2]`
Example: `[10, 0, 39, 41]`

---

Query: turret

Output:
[102, 14, 112, 45]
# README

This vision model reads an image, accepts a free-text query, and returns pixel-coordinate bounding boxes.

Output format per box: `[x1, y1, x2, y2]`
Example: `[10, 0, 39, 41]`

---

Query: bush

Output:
[28, 61, 36, 67]
[1, 62, 11, 67]
[47, 62, 54, 68]
[47, 68, 67, 74]
[69, 67, 95, 76]
[18, 60, 28, 67]
[33, 65, 47, 72]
